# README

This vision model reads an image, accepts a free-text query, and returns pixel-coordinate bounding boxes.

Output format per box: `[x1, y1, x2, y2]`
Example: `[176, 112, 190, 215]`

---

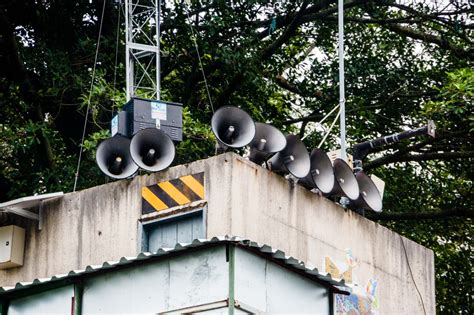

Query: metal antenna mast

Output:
[338, 0, 346, 161]
[124, 0, 161, 100]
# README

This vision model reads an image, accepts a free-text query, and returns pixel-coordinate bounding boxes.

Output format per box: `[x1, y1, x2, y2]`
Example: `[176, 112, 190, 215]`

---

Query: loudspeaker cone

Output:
[130, 128, 175, 172]
[211, 106, 256, 148]
[300, 148, 335, 194]
[352, 172, 383, 212]
[268, 135, 310, 178]
[249, 122, 287, 164]
[330, 158, 359, 200]
[96, 136, 139, 179]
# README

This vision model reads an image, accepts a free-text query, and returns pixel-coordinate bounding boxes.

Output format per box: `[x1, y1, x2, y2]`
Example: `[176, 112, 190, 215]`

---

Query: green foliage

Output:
[0, 1, 472, 313]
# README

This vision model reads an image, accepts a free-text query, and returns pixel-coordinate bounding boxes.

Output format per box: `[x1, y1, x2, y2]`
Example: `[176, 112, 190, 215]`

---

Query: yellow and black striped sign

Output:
[142, 172, 205, 214]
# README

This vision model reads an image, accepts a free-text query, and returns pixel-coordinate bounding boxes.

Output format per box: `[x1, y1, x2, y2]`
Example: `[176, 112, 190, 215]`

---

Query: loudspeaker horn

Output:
[299, 148, 335, 194]
[130, 128, 175, 172]
[96, 136, 139, 179]
[330, 158, 359, 200]
[211, 106, 256, 149]
[351, 172, 383, 212]
[268, 135, 310, 178]
[249, 122, 287, 164]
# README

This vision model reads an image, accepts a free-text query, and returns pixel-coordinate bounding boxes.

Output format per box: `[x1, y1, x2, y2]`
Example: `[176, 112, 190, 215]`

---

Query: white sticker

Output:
[151, 101, 167, 120]
[111, 115, 118, 136]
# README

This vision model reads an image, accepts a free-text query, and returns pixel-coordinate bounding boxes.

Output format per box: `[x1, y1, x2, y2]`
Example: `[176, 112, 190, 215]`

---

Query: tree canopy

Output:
[0, 0, 472, 313]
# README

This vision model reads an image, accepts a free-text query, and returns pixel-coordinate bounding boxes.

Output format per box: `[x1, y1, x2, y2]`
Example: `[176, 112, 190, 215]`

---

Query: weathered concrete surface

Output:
[0, 153, 435, 314]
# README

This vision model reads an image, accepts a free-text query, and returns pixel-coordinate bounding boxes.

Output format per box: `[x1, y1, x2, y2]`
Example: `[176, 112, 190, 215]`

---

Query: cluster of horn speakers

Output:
[96, 104, 382, 213]
[211, 106, 383, 213]
[96, 128, 176, 179]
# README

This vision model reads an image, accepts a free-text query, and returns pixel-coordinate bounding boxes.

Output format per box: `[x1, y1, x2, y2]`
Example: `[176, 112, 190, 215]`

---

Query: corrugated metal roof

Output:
[0, 236, 349, 296]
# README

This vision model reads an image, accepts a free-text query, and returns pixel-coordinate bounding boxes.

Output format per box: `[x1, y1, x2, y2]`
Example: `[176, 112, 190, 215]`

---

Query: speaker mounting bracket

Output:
[0, 192, 64, 231]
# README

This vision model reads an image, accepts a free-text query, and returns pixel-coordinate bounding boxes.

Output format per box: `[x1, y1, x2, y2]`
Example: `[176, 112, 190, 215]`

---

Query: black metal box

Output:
[122, 97, 183, 141]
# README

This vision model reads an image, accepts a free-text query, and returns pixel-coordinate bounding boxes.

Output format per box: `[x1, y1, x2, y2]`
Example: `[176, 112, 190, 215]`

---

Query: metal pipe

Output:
[156, 0, 161, 99]
[352, 120, 436, 172]
[125, 0, 131, 100]
[338, 0, 346, 161]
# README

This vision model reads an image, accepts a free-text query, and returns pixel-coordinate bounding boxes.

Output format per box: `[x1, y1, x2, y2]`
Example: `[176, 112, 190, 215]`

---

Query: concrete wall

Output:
[0, 153, 435, 314]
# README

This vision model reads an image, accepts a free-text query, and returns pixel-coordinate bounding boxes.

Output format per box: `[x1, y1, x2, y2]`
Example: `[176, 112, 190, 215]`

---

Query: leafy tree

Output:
[0, 0, 472, 312]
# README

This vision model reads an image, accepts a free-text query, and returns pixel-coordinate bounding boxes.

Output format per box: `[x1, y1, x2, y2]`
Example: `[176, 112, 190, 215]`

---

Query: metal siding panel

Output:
[191, 213, 204, 240]
[168, 246, 228, 311]
[82, 259, 170, 313]
[9, 285, 73, 315]
[234, 247, 267, 312]
[160, 222, 178, 248]
[177, 219, 193, 243]
[146, 212, 204, 252]
[265, 259, 330, 314]
[147, 223, 163, 252]
[234, 247, 330, 314]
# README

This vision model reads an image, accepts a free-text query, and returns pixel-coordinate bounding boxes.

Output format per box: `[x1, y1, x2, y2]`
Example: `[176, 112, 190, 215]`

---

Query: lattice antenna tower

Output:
[124, 0, 161, 100]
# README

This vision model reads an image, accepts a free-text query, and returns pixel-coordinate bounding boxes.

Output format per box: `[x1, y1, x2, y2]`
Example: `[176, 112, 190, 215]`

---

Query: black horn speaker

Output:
[96, 136, 139, 179]
[130, 128, 175, 172]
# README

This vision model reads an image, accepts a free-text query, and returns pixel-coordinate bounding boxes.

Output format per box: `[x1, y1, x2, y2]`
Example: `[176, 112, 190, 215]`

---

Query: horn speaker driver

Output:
[249, 122, 287, 164]
[96, 136, 139, 179]
[211, 106, 256, 148]
[130, 128, 175, 172]
[300, 148, 335, 194]
[268, 135, 310, 178]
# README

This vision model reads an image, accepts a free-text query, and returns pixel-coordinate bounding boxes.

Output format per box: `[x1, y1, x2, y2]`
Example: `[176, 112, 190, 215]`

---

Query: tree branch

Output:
[364, 151, 474, 170]
[214, 1, 310, 108]
[367, 208, 473, 221]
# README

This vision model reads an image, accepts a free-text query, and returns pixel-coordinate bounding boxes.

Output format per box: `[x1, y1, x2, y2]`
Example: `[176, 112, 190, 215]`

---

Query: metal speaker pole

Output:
[211, 106, 256, 150]
[96, 136, 139, 179]
[249, 122, 287, 165]
[351, 172, 383, 212]
[330, 158, 359, 200]
[130, 128, 175, 172]
[268, 135, 310, 178]
[300, 148, 335, 194]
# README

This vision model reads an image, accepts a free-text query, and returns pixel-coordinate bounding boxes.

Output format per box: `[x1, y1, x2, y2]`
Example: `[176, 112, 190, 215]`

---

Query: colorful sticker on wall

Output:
[141, 172, 205, 214]
[325, 249, 379, 315]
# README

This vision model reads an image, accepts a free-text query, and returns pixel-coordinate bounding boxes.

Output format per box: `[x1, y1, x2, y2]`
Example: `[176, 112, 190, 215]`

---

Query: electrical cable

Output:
[399, 234, 427, 315]
[184, 2, 215, 113]
[301, 104, 340, 141]
[73, 0, 107, 192]
[317, 107, 341, 148]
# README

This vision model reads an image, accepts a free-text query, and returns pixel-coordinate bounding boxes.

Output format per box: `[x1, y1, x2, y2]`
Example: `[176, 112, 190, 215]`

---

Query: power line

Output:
[400, 234, 427, 315]
[73, 0, 107, 192]
[184, 2, 215, 113]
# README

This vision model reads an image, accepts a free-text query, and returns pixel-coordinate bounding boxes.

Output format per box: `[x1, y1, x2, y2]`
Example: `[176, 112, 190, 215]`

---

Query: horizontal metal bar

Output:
[1, 207, 39, 221]
[127, 42, 160, 53]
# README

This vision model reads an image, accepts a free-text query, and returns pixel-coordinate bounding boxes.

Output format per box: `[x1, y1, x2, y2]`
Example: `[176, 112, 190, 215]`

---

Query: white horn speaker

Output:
[96, 136, 139, 179]
[211, 106, 256, 149]
[130, 128, 175, 172]
[351, 172, 383, 212]
[300, 148, 335, 194]
[330, 158, 359, 200]
[249, 122, 287, 164]
[268, 135, 310, 178]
